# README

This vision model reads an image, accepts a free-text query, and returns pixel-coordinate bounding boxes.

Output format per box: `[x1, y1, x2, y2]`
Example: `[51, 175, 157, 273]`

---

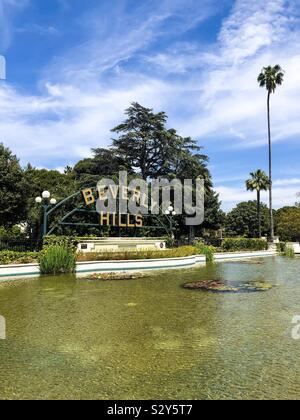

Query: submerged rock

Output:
[183, 280, 273, 293]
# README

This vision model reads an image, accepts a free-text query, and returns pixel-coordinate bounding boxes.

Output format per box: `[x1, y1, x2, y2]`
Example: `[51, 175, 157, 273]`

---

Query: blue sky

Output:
[0, 0, 300, 211]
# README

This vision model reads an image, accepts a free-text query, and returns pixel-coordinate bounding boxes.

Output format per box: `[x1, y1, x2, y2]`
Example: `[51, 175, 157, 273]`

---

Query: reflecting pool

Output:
[0, 257, 300, 400]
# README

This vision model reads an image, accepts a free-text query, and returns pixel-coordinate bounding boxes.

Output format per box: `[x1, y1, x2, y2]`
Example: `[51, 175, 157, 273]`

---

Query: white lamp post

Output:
[35, 191, 57, 237]
[165, 205, 177, 238]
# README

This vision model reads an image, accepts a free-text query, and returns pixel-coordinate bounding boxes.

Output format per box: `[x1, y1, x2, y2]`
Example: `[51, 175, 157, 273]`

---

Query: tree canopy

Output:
[225, 201, 270, 238]
[275, 207, 300, 242]
[0, 143, 28, 227]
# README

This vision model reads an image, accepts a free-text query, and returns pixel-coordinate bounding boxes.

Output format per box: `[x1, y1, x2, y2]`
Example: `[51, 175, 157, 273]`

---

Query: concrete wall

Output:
[0, 250, 276, 281]
[77, 238, 166, 253]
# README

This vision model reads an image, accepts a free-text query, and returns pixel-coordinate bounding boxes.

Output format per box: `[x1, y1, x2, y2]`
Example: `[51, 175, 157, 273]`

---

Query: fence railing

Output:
[0, 240, 42, 253]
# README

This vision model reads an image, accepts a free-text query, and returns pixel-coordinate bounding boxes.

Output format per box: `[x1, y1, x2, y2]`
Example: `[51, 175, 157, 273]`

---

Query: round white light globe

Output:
[42, 191, 51, 199]
[50, 198, 57, 205]
[172, 211, 177, 216]
[35, 197, 42, 204]
[168, 206, 174, 212]
[165, 210, 170, 215]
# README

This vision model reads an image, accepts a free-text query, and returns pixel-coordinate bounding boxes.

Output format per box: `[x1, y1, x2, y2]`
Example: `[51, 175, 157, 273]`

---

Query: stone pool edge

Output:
[0, 250, 277, 281]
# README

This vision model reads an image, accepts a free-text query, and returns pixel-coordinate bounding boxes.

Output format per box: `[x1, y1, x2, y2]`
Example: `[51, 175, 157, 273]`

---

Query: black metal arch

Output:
[45, 186, 173, 236]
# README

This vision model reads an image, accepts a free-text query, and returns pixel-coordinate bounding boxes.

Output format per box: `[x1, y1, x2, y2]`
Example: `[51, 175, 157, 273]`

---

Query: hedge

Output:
[221, 238, 268, 252]
[0, 251, 38, 265]
[43, 236, 79, 252]
[77, 246, 199, 262]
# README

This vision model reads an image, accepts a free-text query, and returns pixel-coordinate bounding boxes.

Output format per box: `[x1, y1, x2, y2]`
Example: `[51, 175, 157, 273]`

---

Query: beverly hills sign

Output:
[82, 171, 205, 228]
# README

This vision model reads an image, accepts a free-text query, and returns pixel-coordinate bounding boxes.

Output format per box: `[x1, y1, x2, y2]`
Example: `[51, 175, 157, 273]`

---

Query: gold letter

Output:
[101, 213, 110, 226]
[82, 188, 95, 206]
[128, 214, 135, 228]
[135, 215, 143, 227]
[119, 214, 127, 227]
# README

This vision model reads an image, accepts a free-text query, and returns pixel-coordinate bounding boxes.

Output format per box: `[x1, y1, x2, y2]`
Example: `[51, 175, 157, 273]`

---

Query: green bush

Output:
[43, 236, 79, 252]
[194, 241, 215, 262]
[222, 238, 268, 252]
[0, 225, 26, 241]
[284, 246, 295, 258]
[276, 242, 286, 253]
[77, 246, 199, 262]
[0, 251, 38, 265]
[38, 245, 76, 275]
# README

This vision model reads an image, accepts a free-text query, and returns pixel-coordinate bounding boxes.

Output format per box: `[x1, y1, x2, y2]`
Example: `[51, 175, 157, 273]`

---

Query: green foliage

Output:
[283, 246, 295, 258]
[74, 148, 131, 186]
[24, 166, 76, 239]
[258, 65, 284, 93]
[38, 245, 76, 275]
[222, 238, 268, 252]
[246, 170, 270, 193]
[276, 242, 287, 253]
[43, 236, 79, 253]
[77, 246, 199, 262]
[163, 236, 175, 249]
[194, 241, 215, 262]
[0, 225, 26, 241]
[225, 201, 270, 238]
[0, 144, 28, 227]
[111, 102, 208, 180]
[0, 251, 38, 265]
[275, 207, 300, 242]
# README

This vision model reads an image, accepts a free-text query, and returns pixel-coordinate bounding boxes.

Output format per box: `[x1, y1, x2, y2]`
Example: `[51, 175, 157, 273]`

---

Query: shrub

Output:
[275, 207, 300, 242]
[222, 238, 268, 252]
[77, 246, 199, 262]
[43, 236, 79, 253]
[284, 246, 295, 258]
[38, 245, 76, 275]
[276, 242, 286, 253]
[0, 251, 38, 265]
[194, 241, 215, 263]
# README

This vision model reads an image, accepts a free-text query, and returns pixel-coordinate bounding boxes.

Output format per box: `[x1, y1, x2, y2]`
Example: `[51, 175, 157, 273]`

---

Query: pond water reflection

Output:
[0, 257, 299, 400]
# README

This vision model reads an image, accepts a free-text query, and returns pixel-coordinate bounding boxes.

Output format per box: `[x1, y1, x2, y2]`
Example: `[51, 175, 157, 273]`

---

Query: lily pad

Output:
[84, 272, 148, 281]
[182, 280, 273, 293]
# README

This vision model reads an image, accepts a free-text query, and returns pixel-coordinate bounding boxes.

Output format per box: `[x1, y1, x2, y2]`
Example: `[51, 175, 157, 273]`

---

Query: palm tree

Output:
[258, 65, 284, 241]
[246, 170, 270, 238]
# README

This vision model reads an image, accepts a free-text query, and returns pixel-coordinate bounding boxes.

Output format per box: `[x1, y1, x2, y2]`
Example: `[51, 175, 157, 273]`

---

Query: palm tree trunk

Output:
[257, 190, 261, 238]
[267, 91, 275, 241]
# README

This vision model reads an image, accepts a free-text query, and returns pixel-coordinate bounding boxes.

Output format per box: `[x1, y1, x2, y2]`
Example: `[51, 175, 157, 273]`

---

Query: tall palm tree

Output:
[246, 170, 270, 238]
[258, 65, 284, 241]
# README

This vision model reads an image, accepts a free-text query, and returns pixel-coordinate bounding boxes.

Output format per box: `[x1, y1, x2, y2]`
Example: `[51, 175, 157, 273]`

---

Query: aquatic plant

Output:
[183, 280, 273, 293]
[38, 245, 76, 275]
[194, 241, 215, 263]
[284, 246, 295, 258]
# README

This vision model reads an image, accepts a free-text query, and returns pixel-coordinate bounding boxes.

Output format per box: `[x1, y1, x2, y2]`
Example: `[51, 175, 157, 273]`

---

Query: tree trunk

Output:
[267, 91, 275, 242]
[257, 190, 261, 238]
[188, 226, 195, 245]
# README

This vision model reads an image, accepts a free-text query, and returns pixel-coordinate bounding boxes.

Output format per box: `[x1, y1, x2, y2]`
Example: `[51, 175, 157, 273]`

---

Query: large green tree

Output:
[246, 170, 270, 238]
[74, 148, 131, 187]
[111, 103, 203, 180]
[0, 143, 28, 227]
[258, 65, 284, 241]
[275, 206, 300, 242]
[24, 166, 76, 239]
[225, 201, 270, 238]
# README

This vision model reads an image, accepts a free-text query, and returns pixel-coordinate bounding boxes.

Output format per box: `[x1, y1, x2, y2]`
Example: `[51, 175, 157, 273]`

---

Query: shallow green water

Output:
[0, 257, 300, 400]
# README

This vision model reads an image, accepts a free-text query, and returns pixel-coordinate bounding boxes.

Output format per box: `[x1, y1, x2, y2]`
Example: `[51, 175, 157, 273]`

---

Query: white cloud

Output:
[216, 183, 300, 212]
[0, 0, 300, 210]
